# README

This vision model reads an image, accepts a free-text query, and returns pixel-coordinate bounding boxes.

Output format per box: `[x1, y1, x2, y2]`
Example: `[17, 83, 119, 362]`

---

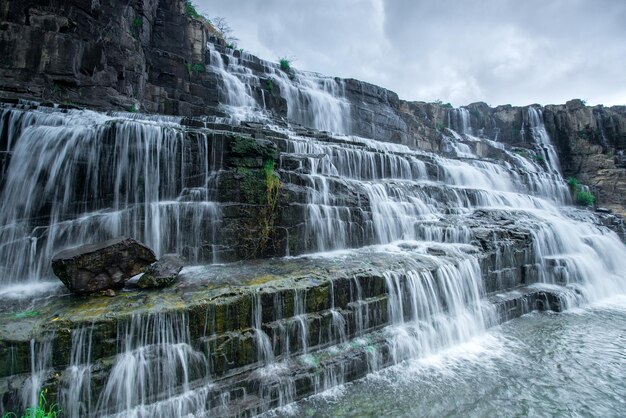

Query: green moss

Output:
[231, 136, 275, 159]
[247, 274, 279, 286]
[237, 167, 266, 204]
[14, 310, 40, 319]
[306, 284, 330, 313]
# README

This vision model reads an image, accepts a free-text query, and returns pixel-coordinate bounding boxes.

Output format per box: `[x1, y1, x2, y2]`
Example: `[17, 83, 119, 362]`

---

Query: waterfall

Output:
[21, 335, 55, 411]
[1, 40, 626, 418]
[383, 256, 494, 363]
[0, 105, 222, 285]
[271, 70, 351, 134]
[457, 107, 473, 135]
[528, 106, 561, 173]
[205, 42, 351, 134]
[59, 326, 93, 418]
[95, 313, 210, 417]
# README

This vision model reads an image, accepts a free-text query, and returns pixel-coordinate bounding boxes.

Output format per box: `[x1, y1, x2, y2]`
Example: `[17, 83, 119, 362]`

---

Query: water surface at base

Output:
[267, 296, 626, 418]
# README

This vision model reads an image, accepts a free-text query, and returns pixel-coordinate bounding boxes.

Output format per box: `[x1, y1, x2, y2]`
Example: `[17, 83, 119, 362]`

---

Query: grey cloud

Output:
[196, 0, 626, 106]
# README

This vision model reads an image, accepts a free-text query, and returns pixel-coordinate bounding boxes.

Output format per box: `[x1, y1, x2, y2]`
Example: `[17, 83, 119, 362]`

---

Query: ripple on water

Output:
[269, 298, 626, 418]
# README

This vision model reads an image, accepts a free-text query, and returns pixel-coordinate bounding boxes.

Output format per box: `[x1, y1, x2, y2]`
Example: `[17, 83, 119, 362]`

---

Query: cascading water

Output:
[205, 43, 351, 134]
[0, 105, 223, 285]
[527, 106, 562, 173]
[1, 40, 626, 418]
[383, 254, 494, 363]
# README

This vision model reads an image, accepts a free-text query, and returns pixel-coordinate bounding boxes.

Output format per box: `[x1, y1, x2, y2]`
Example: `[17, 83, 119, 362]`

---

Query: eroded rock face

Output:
[51, 237, 156, 294]
[0, 0, 219, 116]
[137, 254, 184, 289]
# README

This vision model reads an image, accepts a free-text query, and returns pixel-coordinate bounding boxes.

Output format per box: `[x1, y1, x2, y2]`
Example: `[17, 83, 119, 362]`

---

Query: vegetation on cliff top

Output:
[184, 2, 239, 47]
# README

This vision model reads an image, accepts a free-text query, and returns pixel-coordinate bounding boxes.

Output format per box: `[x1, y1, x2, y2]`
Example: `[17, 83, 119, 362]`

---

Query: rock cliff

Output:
[2, 0, 625, 214]
[2, 2, 626, 416]
[0, 0, 218, 115]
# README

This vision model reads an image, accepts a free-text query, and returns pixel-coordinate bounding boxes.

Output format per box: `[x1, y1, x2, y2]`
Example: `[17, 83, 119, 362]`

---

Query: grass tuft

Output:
[2, 390, 62, 418]
[575, 191, 595, 206]
[279, 57, 291, 73]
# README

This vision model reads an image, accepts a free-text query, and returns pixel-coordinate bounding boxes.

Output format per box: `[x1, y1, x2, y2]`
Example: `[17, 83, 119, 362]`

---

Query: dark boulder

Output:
[137, 254, 184, 289]
[52, 238, 156, 294]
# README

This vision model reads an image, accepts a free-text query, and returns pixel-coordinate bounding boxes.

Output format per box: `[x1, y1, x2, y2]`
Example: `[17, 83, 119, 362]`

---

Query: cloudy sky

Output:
[195, 0, 626, 107]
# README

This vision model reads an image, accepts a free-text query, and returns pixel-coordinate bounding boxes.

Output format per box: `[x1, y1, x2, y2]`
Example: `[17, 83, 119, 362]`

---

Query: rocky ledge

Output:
[0, 222, 567, 416]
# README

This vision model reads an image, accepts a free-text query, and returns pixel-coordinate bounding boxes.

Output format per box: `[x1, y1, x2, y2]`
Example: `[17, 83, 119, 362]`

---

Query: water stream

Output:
[266, 296, 626, 417]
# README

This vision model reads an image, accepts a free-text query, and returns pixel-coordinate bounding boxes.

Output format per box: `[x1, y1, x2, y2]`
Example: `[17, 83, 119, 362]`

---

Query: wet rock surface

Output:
[2, 1, 625, 214]
[0, 232, 566, 416]
[0, 1, 625, 415]
[137, 254, 184, 289]
[51, 237, 156, 294]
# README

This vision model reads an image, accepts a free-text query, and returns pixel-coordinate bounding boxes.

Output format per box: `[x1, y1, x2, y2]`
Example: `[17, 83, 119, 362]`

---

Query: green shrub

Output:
[265, 79, 274, 94]
[3, 390, 62, 418]
[567, 177, 580, 189]
[256, 160, 283, 253]
[184, 1, 201, 19]
[575, 191, 595, 206]
[132, 16, 142, 28]
[264, 160, 281, 203]
[279, 57, 291, 73]
[436, 122, 446, 131]
[185, 63, 205, 74]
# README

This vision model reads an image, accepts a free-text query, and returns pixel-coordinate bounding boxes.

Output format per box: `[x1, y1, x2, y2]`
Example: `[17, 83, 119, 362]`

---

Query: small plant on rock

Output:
[257, 160, 283, 253]
[567, 177, 580, 189]
[279, 57, 291, 73]
[575, 191, 595, 206]
[2, 390, 62, 418]
[185, 62, 205, 74]
[567, 176, 595, 207]
[183, 1, 201, 19]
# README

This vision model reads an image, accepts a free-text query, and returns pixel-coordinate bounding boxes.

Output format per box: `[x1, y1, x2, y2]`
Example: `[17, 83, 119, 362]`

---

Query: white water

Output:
[527, 106, 561, 173]
[2, 42, 626, 418]
[0, 106, 222, 284]
[206, 44, 351, 134]
[93, 314, 210, 418]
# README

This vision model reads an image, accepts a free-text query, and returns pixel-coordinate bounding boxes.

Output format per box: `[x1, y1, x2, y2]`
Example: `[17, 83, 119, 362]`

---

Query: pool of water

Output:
[265, 295, 626, 418]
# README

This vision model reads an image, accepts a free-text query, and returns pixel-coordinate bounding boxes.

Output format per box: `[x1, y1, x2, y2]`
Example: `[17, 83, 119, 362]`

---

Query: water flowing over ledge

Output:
[1, 99, 625, 416]
[0, 19, 625, 417]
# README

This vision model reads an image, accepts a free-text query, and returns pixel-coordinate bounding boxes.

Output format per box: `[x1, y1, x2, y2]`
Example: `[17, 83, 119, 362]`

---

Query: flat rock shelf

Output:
[1, 239, 564, 417]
